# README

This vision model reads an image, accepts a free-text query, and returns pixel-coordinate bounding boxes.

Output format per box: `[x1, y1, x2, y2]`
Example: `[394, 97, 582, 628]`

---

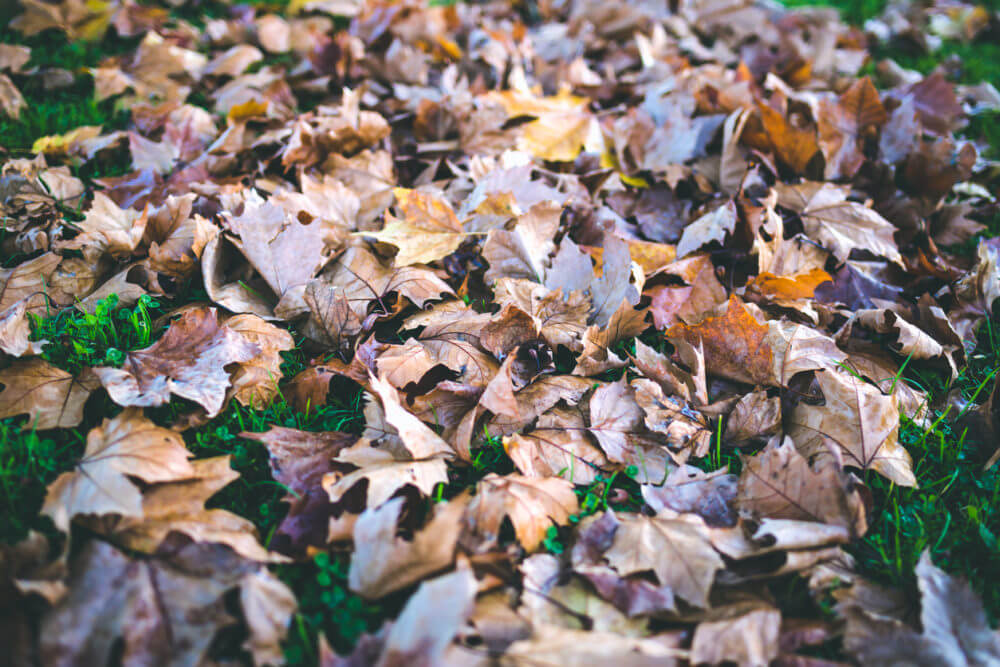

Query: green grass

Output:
[0, 28, 136, 153]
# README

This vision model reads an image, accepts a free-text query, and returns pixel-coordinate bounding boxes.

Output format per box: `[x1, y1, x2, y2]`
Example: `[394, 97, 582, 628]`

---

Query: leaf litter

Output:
[2, 0, 1000, 664]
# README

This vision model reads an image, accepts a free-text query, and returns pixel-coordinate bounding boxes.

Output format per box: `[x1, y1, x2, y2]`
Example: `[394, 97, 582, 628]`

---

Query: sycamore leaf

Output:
[788, 368, 916, 486]
[224, 314, 294, 408]
[462, 473, 578, 552]
[483, 201, 560, 284]
[366, 188, 466, 266]
[588, 379, 672, 483]
[241, 427, 356, 555]
[94, 307, 260, 417]
[666, 296, 845, 386]
[97, 457, 287, 562]
[348, 495, 465, 599]
[42, 408, 193, 532]
[604, 510, 724, 608]
[240, 569, 297, 666]
[39, 540, 251, 667]
[738, 436, 867, 537]
[0, 359, 98, 429]
[776, 182, 903, 266]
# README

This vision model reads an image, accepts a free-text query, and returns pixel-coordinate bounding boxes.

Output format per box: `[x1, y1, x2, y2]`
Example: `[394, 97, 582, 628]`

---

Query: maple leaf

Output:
[240, 426, 356, 555]
[588, 379, 672, 483]
[0, 360, 98, 429]
[227, 191, 332, 318]
[323, 438, 449, 510]
[93, 307, 260, 417]
[840, 552, 1000, 665]
[365, 188, 467, 266]
[42, 408, 193, 532]
[738, 436, 867, 537]
[776, 182, 903, 266]
[0, 252, 62, 315]
[348, 495, 465, 599]
[819, 77, 888, 178]
[788, 368, 916, 486]
[482, 201, 560, 284]
[462, 473, 578, 553]
[603, 510, 724, 608]
[666, 296, 845, 386]
[39, 538, 276, 667]
[504, 407, 609, 485]
[97, 456, 287, 562]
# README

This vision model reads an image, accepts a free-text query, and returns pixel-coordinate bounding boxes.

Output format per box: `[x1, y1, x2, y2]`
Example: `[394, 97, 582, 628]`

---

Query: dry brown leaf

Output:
[241, 427, 356, 555]
[462, 473, 578, 553]
[348, 495, 465, 599]
[39, 540, 251, 667]
[98, 456, 287, 562]
[666, 296, 845, 386]
[224, 314, 295, 408]
[504, 408, 609, 485]
[483, 201, 560, 284]
[588, 379, 673, 483]
[94, 307, 260, 417]
[323, 438, 448, 509]
[690, 607, 782, 667]
[241, 568, 297, 666]
[738, 436, 867, 537]
[788, 368, 916, 486]
[0, 359, 98, 429]
[776, 182, 903, 266]
[839, 551, 1000, 665]
[366, 188, 466, 266]
[228, 192, 331, 318]
[42, 408, 193, 532]
[818, 77, 888, 180]
[604, 509, 724, 608]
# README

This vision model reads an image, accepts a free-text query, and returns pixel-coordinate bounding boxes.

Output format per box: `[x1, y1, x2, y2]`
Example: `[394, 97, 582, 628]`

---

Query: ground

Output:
[1, 0, 999, 664]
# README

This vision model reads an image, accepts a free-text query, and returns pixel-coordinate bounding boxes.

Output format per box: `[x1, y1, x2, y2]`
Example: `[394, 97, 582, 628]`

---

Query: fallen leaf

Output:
[788, 368, 916, 486]
[604, 509, 724, 608]
[42, 408, 193, 532]
[0, 360, 98, 429]
[348, 495, 465, 599]
[462, 473, 578, 553]
[738, 436, 867, 536]
[94, 307, 260, 417]
[366, 188, 466, 266]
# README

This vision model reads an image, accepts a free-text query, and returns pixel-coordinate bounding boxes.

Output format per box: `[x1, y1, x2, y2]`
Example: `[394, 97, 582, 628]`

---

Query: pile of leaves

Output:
[2, 0, 1000, 664]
